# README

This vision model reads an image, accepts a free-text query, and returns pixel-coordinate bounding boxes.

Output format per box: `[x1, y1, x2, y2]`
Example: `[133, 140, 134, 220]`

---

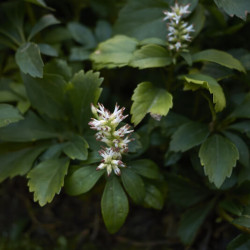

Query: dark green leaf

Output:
[229, 95, 250, 119]
[0, 104, 23, 128]
[25, 0, 54, 10]
[94, 20, 112, 42]
[90, 35, 138, 69]
[0, 144, 46, 182]
[192, 49, 246, 73]
[199, 134, 239, 188]
[38, 43, 58, 57]
[214, 0, 250, 20]
[67, 70, 103, 132]
[69, 47, 91, 61]
[67, 22, 96, 49]
[28, 158, 70, 206]
[129, 44, 172, 69]
[15, 42, 44, 78]
[22, 73, 67, 119]
[170, 122, 210, 152]
[121, 168, 145, 203]
[183, 74, 226, 112]
[131, 82, 173, 126]
[144, 183, 164, 210]
[178, 200, 214, 245]
[0, 111, 58, 142]
[65, 166, 104, 196]
[128, 159, 160, 179]
[227, 234, 250, 250]
[63, 135, 89, 161]
[101, 176, 129, 233]
[28, 14, 60, 41]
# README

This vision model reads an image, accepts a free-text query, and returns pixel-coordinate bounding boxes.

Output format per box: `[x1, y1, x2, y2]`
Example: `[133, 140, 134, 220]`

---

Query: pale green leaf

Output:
[90, 35, 138, 69]
[192, 49, 246, 73]
[15, 42, 44, 78]
[28, 14, 60, 41]
[170, 122, 210, 152]
[199, 134, 239, 188]
[65, 166, 104, 196]
[101, 176, 129, 233]
[183, 74, 226, 112]
[131, 82, 173, 126]
[214, 0, 250, 20]
[63, 135, 89, 161]
[28, 158, 70, 206]
[0, 104, 23, 128]
[121, 168, 145, 204]
[129, 44, 172, 69]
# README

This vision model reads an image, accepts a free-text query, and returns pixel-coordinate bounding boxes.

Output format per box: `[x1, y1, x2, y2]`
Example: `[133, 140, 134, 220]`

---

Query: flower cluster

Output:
[89, 103, 134, 176]
[163, 3, 194, 52]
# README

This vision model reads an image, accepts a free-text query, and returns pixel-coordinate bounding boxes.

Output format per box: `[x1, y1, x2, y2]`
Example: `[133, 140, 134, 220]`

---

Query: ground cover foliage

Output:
[1, 0, 250, 249]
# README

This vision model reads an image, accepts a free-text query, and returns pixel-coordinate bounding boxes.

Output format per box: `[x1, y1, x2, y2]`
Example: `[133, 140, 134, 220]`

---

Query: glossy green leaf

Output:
[101, 176, 129, 233]
[38, 43, 58, 57]
[183, 74, 226, 112]
[67, 22, 96, 49]
[63, 135, 89, 161]
[143, 183, 164, 210]
[128, 159, 160, 179]
[90, 35, 138, 69]
[28, 158, 70, 206]
[28, 14, 60, 41]
[22, 73, 67, 119]
[131, 82, 173, 126]
[223, 131, 249, 168]
[0, 104, 23, 128]
[65, 166, 104, 196]
[192, 49, 246, 73]
[121, 168, 145, 204]
[199, 134, 239, 188]
[0, 111, 58, 142]
[0, 144, 46, 182]
[178, 201, 214, 244]
[227, 234, 250, 250]
[129, 44, 172, 69]
[67, 70, 103, 132]
[214, 0, 250, 20]
[15, 42, 44, 78]
[170, 122, 210, 152]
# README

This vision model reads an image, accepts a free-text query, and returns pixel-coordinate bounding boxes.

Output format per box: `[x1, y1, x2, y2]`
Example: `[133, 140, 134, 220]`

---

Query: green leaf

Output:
[38, 43, 58, 57]
[143, 183, 164, 210]
[131, 82, 173, 126]
[229, 94, 250, 119]
[0, 111, 58, 142]
[0, 104, 23, 128]
[67, 70, 103, 133]
[67, 22, 96, 49]
[27, 158, 70, 206]
[228, 121, 250, 135]
[129, 44, 172, 69]
[28, 14, 60, 41]
[170, 122, 210, 152]
[101, 176, 129, 233]
[233, 206, 250, 228]
[192, 49, 246, 73]
[22, 73, 67, 119]
[0, 144, 46, 182]
[94, 20, 112, 42]
[178, 201, 214, 245]
[63, 135, 89, 161]
[214, 0, 250, 20]
[223, 131, 249, 168]
[128, 159, 160, 179]
[25, 0, 54, 10]
[90, 35, 138, 69]
[199, 134, 239, 188]
[227, 234, 250, 250]
[121, 168, 145, 204]
[69, 47, 91, 61]
[15, 42, 44, 78]
[65, 166, 104, 196]
[183, 74, 226, 112]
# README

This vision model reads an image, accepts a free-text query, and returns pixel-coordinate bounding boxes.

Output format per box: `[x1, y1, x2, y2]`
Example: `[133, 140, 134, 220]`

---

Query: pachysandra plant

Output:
[89, 103, 134, 176]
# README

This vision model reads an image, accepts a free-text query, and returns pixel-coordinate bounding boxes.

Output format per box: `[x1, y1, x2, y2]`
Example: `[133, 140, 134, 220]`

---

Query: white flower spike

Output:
[163, 2, 194, 52]
[89, 103, 134, 176]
